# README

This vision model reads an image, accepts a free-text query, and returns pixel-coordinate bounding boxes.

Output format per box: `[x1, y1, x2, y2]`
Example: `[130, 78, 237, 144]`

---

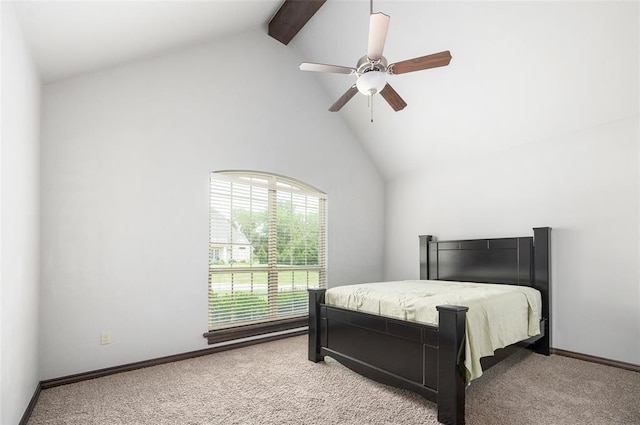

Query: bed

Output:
[308, 227, 551, 425]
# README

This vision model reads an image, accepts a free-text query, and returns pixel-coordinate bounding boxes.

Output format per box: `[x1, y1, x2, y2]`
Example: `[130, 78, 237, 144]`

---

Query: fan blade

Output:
[367, 13, 390, 61]
[268, 0, 327, 45]
[380, 84, 407, 111]
[389, 51, 452, 75]
[329, 85, 359, 112]
[300, 62, 356, 75]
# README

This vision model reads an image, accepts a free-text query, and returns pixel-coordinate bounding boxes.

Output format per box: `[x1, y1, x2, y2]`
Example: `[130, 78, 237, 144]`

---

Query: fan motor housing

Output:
[356, 55, 388, 76]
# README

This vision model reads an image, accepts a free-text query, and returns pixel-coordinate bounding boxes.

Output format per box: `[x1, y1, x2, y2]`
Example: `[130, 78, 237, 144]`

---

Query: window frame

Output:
[203, 171, 327, 344]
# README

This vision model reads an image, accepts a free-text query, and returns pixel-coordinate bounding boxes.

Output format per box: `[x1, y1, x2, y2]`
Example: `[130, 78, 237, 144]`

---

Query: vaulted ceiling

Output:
[13, 1, 638, 179]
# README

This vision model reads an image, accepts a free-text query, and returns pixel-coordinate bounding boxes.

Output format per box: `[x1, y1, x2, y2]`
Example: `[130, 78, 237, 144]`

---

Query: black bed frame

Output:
[308, 227, 551, 425]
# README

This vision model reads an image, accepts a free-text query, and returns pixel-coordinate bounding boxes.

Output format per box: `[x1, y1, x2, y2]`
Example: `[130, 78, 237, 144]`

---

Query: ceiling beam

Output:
[268, 0, 326, 45]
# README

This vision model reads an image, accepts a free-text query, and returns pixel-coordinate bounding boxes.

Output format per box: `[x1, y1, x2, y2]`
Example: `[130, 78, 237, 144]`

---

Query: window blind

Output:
[208, 172, 327, 333]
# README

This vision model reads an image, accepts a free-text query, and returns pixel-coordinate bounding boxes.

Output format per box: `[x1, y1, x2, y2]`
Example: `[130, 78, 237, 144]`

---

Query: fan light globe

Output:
[356, 71, 387, 95]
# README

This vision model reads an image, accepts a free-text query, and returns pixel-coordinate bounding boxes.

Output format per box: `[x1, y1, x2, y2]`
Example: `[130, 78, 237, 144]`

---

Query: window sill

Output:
[203, 316, 308, 344]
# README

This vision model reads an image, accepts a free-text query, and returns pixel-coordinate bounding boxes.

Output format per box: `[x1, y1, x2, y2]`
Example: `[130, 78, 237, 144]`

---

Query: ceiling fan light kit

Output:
[356, 70, 387, 95]
[299, 4, 452, 118]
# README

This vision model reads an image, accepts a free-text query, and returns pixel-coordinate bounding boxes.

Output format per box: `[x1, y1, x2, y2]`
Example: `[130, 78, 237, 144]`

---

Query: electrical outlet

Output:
[100, 331, 111, 345]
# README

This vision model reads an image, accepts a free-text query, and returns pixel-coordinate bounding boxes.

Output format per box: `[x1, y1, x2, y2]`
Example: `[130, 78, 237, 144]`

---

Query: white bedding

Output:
[324, 280, 542, 381]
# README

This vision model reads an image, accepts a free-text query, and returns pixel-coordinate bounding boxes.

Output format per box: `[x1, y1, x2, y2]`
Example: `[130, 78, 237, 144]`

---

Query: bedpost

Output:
[419, 235, 433, 279]
[533, 227, 551, 355]
[308, 288, 326, 362]
[436, 305, 469, 425]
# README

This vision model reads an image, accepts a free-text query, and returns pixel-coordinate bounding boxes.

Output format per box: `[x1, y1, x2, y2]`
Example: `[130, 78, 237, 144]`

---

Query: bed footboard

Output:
[308, 288, 468, 425]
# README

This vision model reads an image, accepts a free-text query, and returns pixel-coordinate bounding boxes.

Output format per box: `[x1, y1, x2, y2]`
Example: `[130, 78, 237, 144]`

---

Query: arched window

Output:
[204, 171, 327, 343]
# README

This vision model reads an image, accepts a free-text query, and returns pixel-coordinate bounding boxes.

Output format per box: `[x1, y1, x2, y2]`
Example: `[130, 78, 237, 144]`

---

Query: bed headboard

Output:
[422, 235, 534, 285]
[419, 227, 551, 326]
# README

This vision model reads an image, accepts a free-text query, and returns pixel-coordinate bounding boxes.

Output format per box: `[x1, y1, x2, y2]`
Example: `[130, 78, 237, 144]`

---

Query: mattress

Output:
[324, 280, 542, 381]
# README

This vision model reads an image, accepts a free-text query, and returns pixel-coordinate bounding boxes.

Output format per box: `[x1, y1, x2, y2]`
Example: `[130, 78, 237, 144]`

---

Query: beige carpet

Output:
[28, 335, 640, 425]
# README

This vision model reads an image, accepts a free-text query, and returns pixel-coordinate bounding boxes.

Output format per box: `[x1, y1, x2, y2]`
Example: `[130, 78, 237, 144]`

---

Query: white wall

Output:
[384, 0, 639, 366]
[384, 116, 639, 365]
[0, 3, 42, 423]
[40, 30, 385, 379]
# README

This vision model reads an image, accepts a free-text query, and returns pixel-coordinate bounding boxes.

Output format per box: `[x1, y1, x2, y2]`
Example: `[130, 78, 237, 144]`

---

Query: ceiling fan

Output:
[299, 2, 452, 116]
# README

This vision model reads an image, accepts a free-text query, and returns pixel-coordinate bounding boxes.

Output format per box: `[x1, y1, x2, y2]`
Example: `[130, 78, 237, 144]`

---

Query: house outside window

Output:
[204, 171, 327, 343]
[212, 248, 221, 262]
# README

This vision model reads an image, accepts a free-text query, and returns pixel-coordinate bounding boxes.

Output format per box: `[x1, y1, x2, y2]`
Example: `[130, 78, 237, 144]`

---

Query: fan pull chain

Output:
[370, 94, 374, 123]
